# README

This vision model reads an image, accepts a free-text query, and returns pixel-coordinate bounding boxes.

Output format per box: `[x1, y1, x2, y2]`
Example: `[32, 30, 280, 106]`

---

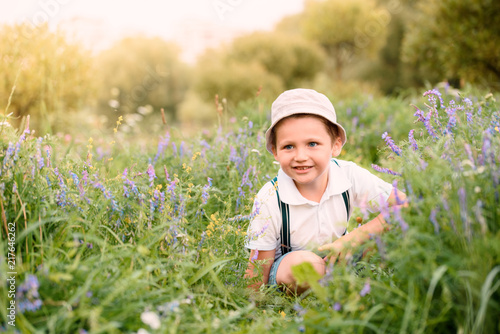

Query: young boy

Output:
[245, 88, 406, 294]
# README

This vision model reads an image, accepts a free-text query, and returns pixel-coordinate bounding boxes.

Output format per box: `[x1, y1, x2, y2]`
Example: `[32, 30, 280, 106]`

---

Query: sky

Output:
[0, 0, 306, 62]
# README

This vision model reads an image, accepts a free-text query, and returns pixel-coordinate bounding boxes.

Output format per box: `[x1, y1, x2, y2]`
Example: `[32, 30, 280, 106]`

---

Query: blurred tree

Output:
[228, 31, 325, 89]
[362, 0, 436, 94]
[95, 36, 190, 122]
[0, 23, 94, 133]
[402, 0, 500, 90]
[302, 0, 389, 80]
[194, 48, 283, 107]
[274, 14, 304, 38]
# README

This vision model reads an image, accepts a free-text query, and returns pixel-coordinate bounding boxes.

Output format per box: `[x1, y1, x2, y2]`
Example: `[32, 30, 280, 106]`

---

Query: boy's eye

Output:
[308, 142, 318, 147]
[283, 145, 294, 150]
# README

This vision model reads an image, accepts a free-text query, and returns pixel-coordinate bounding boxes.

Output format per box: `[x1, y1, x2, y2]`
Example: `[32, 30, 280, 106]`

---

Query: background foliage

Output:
[0, 24, 94, 134]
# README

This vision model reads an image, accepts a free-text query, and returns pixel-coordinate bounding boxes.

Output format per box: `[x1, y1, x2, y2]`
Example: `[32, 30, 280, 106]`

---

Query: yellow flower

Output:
[279, 311, 286, 318]
[186, 166, 192, 173]
[192, 152, 201, 161]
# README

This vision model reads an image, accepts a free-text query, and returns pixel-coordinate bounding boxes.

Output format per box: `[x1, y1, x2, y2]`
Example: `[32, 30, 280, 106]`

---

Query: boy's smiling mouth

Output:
[294, 166, 312, 171]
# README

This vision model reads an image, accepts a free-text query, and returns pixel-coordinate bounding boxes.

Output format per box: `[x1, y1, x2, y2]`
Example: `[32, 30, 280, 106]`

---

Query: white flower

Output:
[141, 311, 161, 330]
[137, 329, 150, 334]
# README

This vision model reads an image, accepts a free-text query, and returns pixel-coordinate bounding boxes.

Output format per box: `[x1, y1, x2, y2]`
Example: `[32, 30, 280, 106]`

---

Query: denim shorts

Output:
[267, 252, 292, 286]
[267, 250, 365, 286]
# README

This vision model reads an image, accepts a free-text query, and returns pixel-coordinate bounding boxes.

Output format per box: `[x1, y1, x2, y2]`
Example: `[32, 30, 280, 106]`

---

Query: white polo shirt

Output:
[245, 159, 393, 259]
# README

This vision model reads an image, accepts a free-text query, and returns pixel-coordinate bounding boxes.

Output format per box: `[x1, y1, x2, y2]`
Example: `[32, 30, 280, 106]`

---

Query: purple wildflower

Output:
[201, 177, 212, 205]
[91, 175, 122, 215]
[45, 145, 52, 168]
[82, 170, 89, 186]
[429, 208, 440, 234]
[229, 146, 239, 163]
[378, 196, 391, 221]
[464, 144, 475, 167]
[17, 275, 42, 313]
[147, 164, 156, 187]
[35, 138, 45, 170]
[474, 200, 487, 235]
[70, 171, 79, 186]
[458, 187, 470, 239]
[480, 134, 492, 166]
[251, 249, 259, 262]
[413, 106, 426, 123]
[445, 105, 457, 134]
[423, 89, 445, 108]
[360, 280, 371, 297]
[392, 180, 406, 205]
[171, 142, 177, 157]
[180, 141, 186, 159]
[442, 198, 456, 232]
[382, 132, 402, 156]
[2, 142, 14, 171]
[374, 235, 386, 260]
[154, 132, 170, 164]
[424, 111, 439, 140]
[293, 303, 307, 316]
[197, 231, 206, 251]
[393, 206, 408, 232]
[54, 167, 68, 207]
[163, 165, 170, 181]
[408, 130, 418, 151]
[247, 222, 269, 242]
[466, 112, 473, 124]
[333, 302, 342, 311]
[228, 201, 261, 222]
[122, 169, 139, 198]
[167, 179, 178, 197]
[199, 139, 210, 150]
[371, 164, 401, 176]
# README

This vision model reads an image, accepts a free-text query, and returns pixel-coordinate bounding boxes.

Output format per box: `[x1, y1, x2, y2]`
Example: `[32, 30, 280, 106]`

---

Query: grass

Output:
[0, 87, 499, 333]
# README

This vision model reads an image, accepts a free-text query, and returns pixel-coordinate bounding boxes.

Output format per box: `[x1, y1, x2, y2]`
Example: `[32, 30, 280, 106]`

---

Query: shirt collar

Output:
[277, 160, 352, 205]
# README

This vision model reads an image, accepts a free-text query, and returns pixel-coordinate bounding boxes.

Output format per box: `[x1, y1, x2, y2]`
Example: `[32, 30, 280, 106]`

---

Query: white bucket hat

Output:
[265, 88, 347, 153]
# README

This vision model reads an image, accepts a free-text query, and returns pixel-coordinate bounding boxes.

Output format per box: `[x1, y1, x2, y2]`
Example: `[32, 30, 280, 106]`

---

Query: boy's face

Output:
[272, 116, 342, 193]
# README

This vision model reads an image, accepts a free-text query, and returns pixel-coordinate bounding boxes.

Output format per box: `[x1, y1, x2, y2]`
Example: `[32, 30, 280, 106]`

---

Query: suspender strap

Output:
[332, 159, 351, 236]
[271, 177, 291, 255]
[341, 189, 351, 222]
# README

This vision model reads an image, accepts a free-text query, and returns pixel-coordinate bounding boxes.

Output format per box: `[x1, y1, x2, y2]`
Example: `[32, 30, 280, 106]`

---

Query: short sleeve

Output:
[344, 162, 393, 213]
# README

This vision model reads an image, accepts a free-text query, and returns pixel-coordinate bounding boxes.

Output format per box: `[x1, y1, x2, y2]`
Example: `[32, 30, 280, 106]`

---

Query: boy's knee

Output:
[293, 251, 326, 275]
[277, 251, 326, 284]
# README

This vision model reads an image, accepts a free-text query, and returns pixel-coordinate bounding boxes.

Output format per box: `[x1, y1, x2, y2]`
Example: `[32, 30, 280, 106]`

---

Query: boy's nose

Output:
[294, 147, 308, 161]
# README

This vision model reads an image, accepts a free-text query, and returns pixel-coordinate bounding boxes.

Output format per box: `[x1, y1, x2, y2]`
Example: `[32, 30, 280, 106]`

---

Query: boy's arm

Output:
[244, 249, 276, 291]
[318, 188, 407, 262]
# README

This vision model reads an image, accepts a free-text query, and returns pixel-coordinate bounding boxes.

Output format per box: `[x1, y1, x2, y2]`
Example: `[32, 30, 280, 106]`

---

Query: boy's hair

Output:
[270, 113, 340, 151]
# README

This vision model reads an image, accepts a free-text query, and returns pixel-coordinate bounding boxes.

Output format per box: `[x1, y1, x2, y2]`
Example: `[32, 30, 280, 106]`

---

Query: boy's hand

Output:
[319, 239, 350, 264]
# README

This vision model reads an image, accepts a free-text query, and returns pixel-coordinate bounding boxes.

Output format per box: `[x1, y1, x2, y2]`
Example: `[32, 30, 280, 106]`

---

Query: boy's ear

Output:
[331, 138, 343, 157]
[271, 146, 278, 159]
